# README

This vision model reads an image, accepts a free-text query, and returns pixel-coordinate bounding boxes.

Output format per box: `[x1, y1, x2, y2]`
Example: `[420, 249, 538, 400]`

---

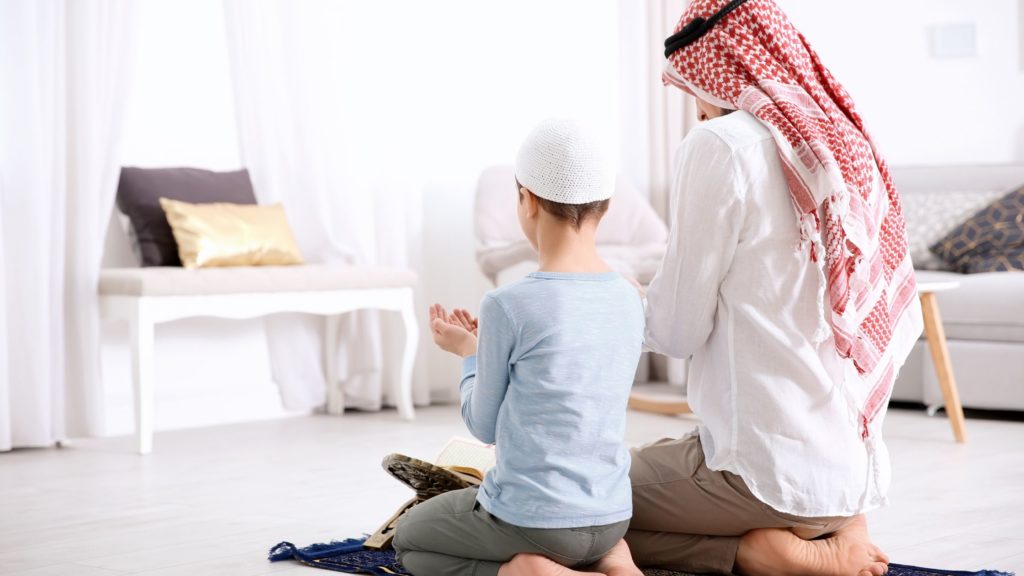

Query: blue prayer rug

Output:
[268, 539, 405, 575]
[267, 538, 1014, 576]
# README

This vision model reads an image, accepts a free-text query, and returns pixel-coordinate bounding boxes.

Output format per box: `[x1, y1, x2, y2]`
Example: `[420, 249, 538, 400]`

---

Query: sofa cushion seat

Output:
[100, 264, 417, 297]
[916, 270, 1024, 343]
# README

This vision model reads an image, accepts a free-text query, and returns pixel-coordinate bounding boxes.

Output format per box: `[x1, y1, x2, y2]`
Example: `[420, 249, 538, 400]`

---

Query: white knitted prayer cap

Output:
[515, 118, 614, 205]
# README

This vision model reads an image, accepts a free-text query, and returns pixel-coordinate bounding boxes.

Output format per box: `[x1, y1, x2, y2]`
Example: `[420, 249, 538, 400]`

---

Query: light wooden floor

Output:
[2, 405, 1023, 575]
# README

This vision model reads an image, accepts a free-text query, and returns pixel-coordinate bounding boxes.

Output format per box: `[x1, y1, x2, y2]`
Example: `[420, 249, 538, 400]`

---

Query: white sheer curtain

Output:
[619, 0, 695, 385]
[223, 0, 425, 412]
[0, 0, 133, 450]
[645, 0, 696, 219]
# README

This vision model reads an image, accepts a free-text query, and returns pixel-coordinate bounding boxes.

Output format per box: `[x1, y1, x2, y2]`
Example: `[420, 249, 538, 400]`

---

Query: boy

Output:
[392, 119, 645, 576]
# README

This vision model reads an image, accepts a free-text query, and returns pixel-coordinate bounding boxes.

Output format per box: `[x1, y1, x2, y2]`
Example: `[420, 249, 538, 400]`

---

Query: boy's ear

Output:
[521, 187, 540, 218]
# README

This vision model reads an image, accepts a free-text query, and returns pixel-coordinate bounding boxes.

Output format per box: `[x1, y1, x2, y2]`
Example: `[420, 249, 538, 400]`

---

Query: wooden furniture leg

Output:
[920, 292, 967, 443]
[628, 393, 691, 415]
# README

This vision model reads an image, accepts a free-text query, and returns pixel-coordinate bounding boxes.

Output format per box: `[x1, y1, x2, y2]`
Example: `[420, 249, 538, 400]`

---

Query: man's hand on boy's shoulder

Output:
[429, 304, 478, 358]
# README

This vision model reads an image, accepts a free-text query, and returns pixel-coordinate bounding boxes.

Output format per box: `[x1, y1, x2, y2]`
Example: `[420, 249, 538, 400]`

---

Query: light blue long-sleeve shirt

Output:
[459, 271, 644, 528]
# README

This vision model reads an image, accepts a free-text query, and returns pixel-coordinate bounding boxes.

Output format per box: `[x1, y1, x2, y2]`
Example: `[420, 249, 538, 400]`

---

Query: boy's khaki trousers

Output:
[626, 433, 855, 574]
[393, 487, 629, 576]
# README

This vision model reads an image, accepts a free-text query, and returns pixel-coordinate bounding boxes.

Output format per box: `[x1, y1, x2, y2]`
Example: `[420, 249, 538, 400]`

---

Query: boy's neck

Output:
[535, 219, 611, 274]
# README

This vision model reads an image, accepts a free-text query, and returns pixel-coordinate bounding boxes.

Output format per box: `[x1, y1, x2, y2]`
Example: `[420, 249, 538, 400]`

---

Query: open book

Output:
[435, 436, 496, 481]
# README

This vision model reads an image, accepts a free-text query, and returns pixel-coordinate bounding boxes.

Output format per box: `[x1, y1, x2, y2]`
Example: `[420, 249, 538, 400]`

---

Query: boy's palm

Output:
[429, 304, 478, 357]
[451, 308, 479, 336]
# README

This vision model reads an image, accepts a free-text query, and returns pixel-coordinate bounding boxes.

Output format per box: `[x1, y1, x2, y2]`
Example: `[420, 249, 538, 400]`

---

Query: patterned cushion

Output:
[931, 186, 1024, 273]
[901, 190, 1005, 270]
[960, 247, 1024, 274]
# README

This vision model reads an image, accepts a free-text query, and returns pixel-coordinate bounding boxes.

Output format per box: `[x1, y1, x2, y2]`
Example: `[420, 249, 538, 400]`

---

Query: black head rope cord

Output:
[663, 0, 752, 57]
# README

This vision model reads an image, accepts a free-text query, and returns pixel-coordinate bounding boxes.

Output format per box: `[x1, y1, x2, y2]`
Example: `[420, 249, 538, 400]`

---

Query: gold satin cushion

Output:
[159, 198, 304, 269]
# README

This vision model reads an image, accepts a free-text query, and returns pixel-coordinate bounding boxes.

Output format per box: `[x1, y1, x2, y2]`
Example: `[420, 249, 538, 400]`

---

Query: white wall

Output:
[780, 0, 1024, 166]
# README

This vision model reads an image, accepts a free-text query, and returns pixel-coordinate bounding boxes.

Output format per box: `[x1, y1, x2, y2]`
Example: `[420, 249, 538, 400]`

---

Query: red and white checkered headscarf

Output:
[665, 0, 920, 437]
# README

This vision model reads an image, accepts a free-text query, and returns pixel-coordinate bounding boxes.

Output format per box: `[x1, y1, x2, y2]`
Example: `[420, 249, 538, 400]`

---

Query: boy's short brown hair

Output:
[517, 180, 609, 231]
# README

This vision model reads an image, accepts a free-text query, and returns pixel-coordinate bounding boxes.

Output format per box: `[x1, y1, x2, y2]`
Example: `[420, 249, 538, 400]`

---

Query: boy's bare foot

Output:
[735, 515, 889, 576]
[497, 541, 643, 576]
[497, 554, 602, 576]
[592, 540, 644, 576]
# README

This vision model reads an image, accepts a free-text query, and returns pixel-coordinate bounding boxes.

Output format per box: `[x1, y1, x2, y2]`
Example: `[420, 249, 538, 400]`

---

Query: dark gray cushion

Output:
[116, 167, 257, 266]
[961, 247, 1024, 273]
[930, 185, 1024, 273]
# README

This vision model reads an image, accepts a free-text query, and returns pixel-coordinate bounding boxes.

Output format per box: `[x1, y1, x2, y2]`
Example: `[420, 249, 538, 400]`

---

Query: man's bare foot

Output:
[497, 554, 602, 576]
[592, 540, 644, 576]
[735, 515, 889, 576]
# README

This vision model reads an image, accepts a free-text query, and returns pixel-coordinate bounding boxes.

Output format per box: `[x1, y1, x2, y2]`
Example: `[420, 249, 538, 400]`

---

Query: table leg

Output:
[324, 315, 344, 415]
[130, 304, 155, 455]
[396, 290, 418, 421]
[920, 292, 967, 443]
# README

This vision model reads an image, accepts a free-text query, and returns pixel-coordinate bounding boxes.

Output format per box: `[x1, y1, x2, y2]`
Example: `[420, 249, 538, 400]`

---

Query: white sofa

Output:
[892, 164, 1024, 412]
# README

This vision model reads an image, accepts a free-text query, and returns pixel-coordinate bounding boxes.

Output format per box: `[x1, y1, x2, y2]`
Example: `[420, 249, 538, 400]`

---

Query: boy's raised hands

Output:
[429, 304, 478, 358]
[451, 308, 479, 336]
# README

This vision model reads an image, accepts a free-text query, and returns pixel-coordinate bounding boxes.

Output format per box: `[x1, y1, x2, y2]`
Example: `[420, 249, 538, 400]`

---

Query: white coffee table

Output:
[916, 279, 968, 443]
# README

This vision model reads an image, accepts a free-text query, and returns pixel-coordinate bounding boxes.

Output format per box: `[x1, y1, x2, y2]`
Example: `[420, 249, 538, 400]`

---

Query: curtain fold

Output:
[63, 0, 136, 438]
[223, 0, 425, 412]
[630, 0, 695, 386]
[0, 0, 133, 450]
[0, 168, 9, 450]
[646, 0, 697, 219]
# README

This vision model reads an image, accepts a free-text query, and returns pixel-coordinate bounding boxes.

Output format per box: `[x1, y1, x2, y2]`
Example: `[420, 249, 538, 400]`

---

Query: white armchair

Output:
[474, 165, 669, 286]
